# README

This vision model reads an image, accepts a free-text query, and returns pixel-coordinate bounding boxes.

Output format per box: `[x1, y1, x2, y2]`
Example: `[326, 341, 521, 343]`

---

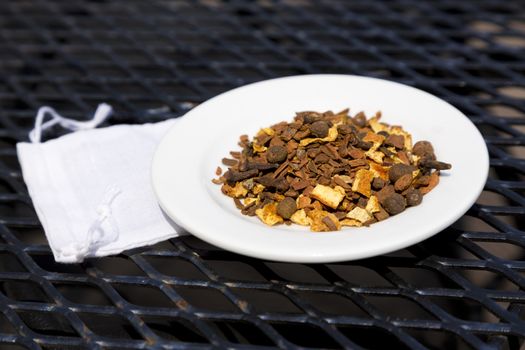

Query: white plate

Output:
[152, 75, 488, 263]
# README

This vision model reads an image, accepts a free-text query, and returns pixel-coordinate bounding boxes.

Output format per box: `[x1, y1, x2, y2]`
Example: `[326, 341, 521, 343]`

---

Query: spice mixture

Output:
[213, 109, 451, 231]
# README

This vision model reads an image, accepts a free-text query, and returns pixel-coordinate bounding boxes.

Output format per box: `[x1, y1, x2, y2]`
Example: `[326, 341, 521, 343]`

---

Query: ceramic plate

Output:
[152, 75, 488, 263]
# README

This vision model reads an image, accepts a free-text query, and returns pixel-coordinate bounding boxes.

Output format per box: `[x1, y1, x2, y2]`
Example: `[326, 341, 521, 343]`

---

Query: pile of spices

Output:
[212, 109, 451, 231]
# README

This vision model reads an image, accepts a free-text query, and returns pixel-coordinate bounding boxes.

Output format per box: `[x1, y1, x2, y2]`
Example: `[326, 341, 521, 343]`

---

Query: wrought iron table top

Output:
[0, 1, 524, 349]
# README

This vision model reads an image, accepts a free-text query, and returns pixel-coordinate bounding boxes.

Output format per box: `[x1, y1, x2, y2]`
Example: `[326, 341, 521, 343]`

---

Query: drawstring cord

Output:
[59, 186, 122, 262]
[29, 103, 112, 143]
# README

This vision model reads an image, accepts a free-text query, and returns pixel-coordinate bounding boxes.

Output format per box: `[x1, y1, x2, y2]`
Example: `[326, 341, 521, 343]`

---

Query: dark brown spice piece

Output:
[337, 124, 354, 135]
[419, 159, 452, 170]
[372, 177, 385, 190]
[385, 134, 405, 149]
[376, 185, 395, 204]
[284, 189, 299, 198]
[406, 188, 423, 206]
[277, 197, 297, 219]
[224, 169, 259, 183]
[322, 216, 338, 231]
[266, 145, 288, 163]
[291, 178, 310, 191]
[413, 141, 435, 159]
[222, 158, 238, 166]
[314, 153, 330, 164]
[394, 173, 413, 192]
[389, 164, 414, 183]
[356, 140, 372, 150]
[379, 146, 395, 157]
[255, 176, 289, 192]
[396, 151, 410, 165]
[414, 175, 430, 187]
[293, 129, 310, 140]
[383, 193, 406, 215]
[353, 111, 367, 127]
[302, 112, 322, 123]
[269, 137, 285, 147]
[234, 198, 244, 210]
[374, 208, 390, 221]
[215, 167, 222, 176]
[310, 121, 330, 138]
[348, 148, 365, 159]
[246, 161, 279, 171]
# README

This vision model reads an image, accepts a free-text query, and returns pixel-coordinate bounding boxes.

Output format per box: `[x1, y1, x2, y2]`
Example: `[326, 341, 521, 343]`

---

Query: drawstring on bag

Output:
[29, 103, 113, 143]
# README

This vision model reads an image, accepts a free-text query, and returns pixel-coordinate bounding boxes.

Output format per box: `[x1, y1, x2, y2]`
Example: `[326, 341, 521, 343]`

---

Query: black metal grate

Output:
[0, 0, 524, 348]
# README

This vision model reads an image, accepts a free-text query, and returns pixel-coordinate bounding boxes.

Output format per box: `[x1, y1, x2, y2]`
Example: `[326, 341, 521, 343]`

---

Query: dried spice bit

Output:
[420, 171, 440, 194]
[284, 188, 299, 198]
[394, 173, 413, 192]
[245, 161, 279, 171]
[406, 188, 423, 206]
[222, 182, 248, 198]
[296, 195, 311, 209]
[215, 167, 222, 176]
[346, 206, 372, 223]
[224, 169, 259, 183]
[348, 148, 365, 159]
[243, 197, 258, 206]
[290, 209, 312, 226]
[337, 124, 354, 135]
[365, 196, 381, 214]
[242, 178, 255, 191]
[266, 145, 288, 163]
[374, 208, 390, 221]
[302, 112, 322, 124]
[310, 121, 330, 138]
[412, 140, 435, 159]
[253, 183, 265, 194]
[384, 134, 405, 149]
[222, 158, 238, 166]
[322, 216, 339, 231]
[372, 177, 385, 190]
[369, 162, 389, 181]
[419, 159, 452, 171]
[383, 193, 406, 215]
[356, 140, 373, 150]
[389, 164, 414, 183]
[277, 197, 297, 219]
[379, 146, 395, 157]
[376, 185, 395, 204]
[369, 116, 389, 133]
[365, 149, 385, 164]
[352, 169, 374, 197]
[308, 210, 341, 232]
[414, 175, 430, 187]
[255, 176, 289, 192]
[389, 126, 413, 150]
[395, 151, 410, 165]
[341, 218, 362, 227]
[353, 111, 367, 128]
[363, 132, 385, 148]
[299, 124, 339, 147]
[255, 203, 284, 226]
[234, 198, 244, 210]
[311, 184, 346, 209]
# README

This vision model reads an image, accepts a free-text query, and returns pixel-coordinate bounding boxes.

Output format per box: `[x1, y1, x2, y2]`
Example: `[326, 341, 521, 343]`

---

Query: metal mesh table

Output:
[0, 0, 524, 349]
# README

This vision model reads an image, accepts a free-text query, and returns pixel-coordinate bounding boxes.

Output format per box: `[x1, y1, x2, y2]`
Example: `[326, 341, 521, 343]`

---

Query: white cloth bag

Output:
[16, 104, 182, 263]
